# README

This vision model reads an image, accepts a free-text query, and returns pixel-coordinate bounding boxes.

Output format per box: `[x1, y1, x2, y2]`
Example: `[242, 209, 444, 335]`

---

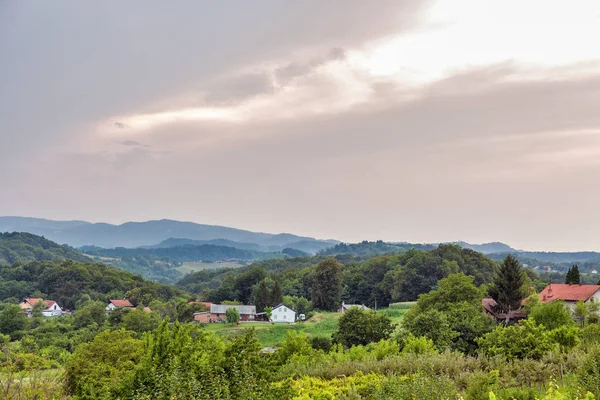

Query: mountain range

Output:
[0, 216, 338, 252]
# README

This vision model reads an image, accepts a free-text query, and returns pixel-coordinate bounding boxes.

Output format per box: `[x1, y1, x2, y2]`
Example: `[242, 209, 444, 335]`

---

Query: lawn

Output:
[202, 304, 415, 347]
[176, 261, 245, 274]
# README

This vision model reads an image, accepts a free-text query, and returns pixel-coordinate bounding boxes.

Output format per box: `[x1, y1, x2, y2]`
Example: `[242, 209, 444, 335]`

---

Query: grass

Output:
[203, 304, 415, 347]
[176, 261, 245, 274]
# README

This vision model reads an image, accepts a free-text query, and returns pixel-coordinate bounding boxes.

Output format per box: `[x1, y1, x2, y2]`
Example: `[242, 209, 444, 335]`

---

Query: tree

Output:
[565, 265, 581, 284]
[402, 309, 458, 351]
[402, 273, 492, 354]
[226, 307, 240, 324]
[332, 308, 395, 347]
[573, 300, 589, 328]
[74, 300, 106, 329]
[477, 319, 555, 360]
[64, 330, 144, 399]
[529, 301, 574, 330]
[264, 306, 273, 321]
[488, 255, 526, 314]
[0, 304, 28, 336]
[312, 258, 343, 311]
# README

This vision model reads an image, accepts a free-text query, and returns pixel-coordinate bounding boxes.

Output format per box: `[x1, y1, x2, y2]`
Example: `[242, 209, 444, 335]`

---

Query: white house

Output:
[271, 304, 296, 323]
[19, 298, 63, 317]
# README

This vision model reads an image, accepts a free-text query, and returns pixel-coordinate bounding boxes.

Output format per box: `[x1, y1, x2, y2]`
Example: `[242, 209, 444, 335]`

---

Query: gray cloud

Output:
[3, 1, 600, 251]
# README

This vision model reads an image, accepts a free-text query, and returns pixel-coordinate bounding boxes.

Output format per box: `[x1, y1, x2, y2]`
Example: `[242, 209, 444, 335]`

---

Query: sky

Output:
[2, 1, 600, 251]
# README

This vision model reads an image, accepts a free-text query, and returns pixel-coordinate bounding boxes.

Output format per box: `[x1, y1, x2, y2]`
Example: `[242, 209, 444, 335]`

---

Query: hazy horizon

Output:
[3, 1, 600, 252]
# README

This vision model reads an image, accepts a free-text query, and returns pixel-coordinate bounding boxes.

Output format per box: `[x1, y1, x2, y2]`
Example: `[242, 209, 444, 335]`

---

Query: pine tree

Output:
[572, 265, 581, 284]
[565, 266, 573, 284]
[489, 255, 526, 313]
[565, 265, 581, 284]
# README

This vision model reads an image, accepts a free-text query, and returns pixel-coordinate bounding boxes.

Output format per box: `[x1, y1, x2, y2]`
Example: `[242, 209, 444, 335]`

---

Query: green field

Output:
[176, 261, 245, 274]
[202, 305, 414, 347]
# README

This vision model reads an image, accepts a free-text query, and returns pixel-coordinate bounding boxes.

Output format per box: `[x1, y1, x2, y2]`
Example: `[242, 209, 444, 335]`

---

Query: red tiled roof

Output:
[539, 284, 600, 303]
[24, 298, 43, 306]
[109, 299, 134, 308]
[44, 300, 56, 308]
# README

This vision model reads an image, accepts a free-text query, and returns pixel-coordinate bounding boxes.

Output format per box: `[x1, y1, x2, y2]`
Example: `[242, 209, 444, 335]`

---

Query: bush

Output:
[401, 335, 436, 356]
[310, 336, 333, 353]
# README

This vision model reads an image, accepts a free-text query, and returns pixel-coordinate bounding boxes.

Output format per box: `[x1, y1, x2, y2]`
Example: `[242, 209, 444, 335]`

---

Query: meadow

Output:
[202, 304, 413, 347]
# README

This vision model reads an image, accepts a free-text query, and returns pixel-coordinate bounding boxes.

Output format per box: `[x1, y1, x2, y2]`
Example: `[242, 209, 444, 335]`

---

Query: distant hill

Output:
[147, 237, 335, 254]
[0, 217, 339, 251]
[451, 241, 517, 254]
[0, 232, 89, 265]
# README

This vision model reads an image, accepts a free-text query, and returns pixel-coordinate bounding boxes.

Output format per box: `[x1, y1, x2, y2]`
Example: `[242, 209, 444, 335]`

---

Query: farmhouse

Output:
[482, 298, 526, 323]
[338, 301, 370, 313]
[194, 304, 256, 323]
[271, 304, 296, 323]
[539, 283, 600, 311]
[106, 299, 135, 312]
[19, 298, 63, 317]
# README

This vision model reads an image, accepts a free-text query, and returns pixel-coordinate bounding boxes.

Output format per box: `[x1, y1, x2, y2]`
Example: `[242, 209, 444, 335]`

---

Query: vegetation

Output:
[3, 233, 600, 399]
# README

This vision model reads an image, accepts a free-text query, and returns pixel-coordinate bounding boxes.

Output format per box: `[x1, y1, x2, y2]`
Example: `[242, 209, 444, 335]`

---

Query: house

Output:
[106, 299, 135, 312]
[19, 298, 63, 317]
[338, 301, 370, 313]
[271, 304, 296, 323]
[193, 304, 256, 323]
[539, 283, 600, 311]
[482, 298, 526, 323]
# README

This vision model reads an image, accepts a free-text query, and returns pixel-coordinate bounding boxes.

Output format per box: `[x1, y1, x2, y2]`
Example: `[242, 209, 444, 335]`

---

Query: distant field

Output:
[176, 261, 245, 274]
[203, 305, 415, 347]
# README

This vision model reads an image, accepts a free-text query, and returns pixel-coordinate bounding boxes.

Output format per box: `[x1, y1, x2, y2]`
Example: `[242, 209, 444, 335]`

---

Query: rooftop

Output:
[539, 284, 600, 303]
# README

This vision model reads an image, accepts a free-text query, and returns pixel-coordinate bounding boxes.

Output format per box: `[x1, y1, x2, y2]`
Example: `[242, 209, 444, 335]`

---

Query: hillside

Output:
[0, 216, 339, 250]
[0, 232, 89, 265]
[177, 244, 498, 307]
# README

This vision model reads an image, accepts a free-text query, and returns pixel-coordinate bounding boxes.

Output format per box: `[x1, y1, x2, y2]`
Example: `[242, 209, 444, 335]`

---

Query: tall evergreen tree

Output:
[489, 255, 526, 313]
[573, 265, 580, 284]
[565, 266, 581, 284]
[312, 258, 343, 311]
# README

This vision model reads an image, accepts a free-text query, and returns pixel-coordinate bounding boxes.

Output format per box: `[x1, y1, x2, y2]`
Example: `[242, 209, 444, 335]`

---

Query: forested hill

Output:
[82, 244, 268, 263]
[177, 244, 499, 308]
[0, 232, 89, 265]
[0, 259, 184, 309]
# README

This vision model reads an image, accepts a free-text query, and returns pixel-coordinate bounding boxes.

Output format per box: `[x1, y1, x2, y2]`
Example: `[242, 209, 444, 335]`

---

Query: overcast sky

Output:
[2, 1, 600, 251]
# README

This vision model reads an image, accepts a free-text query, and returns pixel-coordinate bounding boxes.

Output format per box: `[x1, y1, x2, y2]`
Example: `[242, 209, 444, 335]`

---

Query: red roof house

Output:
[106, 299, 135, 311]
[19, 298, 63, 317]
[539, 284, 600, 309]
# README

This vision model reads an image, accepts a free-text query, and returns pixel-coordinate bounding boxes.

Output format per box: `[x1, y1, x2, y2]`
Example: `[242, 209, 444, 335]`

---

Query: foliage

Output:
[476, 319, 555, 360]
[402, 274, 492, 353]
[333, 308, 395, 348]
[312, 258, 343, 311]
[64, 330, 144, 399]
[488, 255, 527, 313]
[225, 307, 240, 324]
[529, 301, 574, 330]
[0, 304, 28, 337]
